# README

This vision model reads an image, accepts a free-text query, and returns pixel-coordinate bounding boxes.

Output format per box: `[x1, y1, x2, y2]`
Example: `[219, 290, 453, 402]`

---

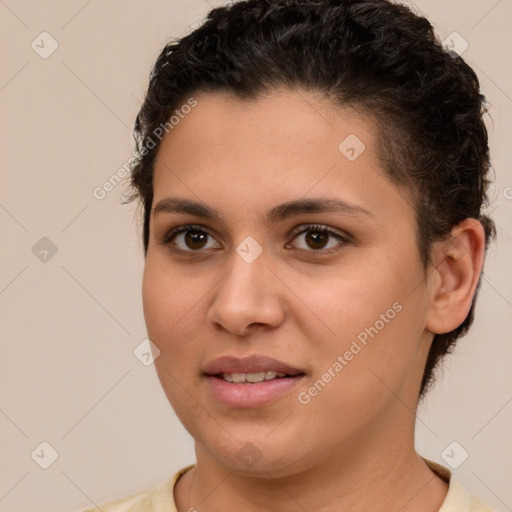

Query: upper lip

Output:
[203, 355, 305, 376]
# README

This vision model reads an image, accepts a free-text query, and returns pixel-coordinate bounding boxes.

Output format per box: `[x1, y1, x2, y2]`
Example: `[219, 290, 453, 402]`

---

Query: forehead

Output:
[151, 89, 414, 226]
[161, 88, 376, 160]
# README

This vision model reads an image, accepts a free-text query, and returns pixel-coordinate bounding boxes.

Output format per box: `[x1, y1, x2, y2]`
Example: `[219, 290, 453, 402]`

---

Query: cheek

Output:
[294, 262, 426, 407]
[317, 299, 426, 416]
[142, 255, 197, 342]
[296, 316, 418, 438]
[142, 260, 206, 416]
[141, 256, 212, 393]
[289, 261, 404, 346]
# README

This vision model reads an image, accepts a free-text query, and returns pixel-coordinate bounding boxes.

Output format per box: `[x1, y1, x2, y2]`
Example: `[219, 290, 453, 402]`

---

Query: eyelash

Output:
[160, 223, 350, 255]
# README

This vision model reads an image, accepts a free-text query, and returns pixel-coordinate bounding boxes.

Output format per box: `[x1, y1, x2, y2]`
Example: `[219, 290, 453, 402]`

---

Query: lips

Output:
[203, 354, 306, 408]
[203, 354, 305, 377]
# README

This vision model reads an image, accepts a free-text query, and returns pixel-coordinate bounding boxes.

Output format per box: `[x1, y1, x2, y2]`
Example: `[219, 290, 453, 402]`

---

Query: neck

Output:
[174, 419, 448, 512]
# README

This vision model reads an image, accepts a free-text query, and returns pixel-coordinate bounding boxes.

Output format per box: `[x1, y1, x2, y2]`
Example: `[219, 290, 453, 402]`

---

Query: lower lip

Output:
[204, 375, 305, 408]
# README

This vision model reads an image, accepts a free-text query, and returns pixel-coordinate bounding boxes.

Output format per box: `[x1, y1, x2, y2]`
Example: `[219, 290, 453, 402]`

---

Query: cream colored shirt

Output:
[80, 458, 496, 511]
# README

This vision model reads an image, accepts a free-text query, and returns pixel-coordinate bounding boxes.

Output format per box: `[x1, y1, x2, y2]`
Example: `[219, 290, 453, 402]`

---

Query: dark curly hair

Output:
[126, 0, 496, 400]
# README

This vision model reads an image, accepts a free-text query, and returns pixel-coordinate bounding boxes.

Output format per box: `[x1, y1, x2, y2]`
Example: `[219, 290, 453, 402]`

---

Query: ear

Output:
[425, 218, 486, 335]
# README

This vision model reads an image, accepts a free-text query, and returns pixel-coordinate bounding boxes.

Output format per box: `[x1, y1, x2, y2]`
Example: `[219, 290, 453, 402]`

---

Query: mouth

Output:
[202, 354, 305, 377]
[212, 371, 301, 383]
[202, 355, 306, 408]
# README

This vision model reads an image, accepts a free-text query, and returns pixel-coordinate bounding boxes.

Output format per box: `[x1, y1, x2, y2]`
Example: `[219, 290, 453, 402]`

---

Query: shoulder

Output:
[466, 488, 498, 512]
[79, 481, 161, 512]
[446, 479, 497, 512]
[79, 465, 195, 512]
[422, 458, 496, 512]
[441, 474, 498, 511]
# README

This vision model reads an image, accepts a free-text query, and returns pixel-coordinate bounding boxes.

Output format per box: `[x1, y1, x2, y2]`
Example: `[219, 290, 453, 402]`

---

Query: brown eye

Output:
[163, 225, 222, 252]
[184, 230, 208, 250]
[304, 230, 330, 250]
[288, 224, 348, 253]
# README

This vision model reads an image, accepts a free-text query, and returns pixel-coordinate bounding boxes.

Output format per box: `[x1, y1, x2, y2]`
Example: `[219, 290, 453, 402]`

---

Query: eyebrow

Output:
[153, 197, 374, 224]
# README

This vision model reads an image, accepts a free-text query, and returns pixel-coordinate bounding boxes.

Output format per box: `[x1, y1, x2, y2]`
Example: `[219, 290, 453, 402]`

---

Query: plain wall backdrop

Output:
[0, 1, 511, 511]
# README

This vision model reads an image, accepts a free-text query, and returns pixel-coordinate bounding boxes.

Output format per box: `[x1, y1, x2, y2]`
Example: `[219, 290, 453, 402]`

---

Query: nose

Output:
[206, 250, 285, 336]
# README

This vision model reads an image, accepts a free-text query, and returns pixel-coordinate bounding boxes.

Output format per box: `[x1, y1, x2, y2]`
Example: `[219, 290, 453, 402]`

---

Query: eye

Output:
[161, 224, 221, 252]
[286, 224, 349, 253]
[161, 223, 349, 255]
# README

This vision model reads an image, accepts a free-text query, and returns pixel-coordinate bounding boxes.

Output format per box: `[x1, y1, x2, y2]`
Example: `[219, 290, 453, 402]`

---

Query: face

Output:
[143, 89, 436, 476]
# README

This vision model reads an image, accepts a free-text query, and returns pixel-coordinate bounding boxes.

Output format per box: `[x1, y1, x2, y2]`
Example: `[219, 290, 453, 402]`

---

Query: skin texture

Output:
[142, 89, 485, 512]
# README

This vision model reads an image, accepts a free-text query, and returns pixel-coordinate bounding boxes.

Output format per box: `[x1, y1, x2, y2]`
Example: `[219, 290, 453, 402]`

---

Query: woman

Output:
[83, 0, 496, 510]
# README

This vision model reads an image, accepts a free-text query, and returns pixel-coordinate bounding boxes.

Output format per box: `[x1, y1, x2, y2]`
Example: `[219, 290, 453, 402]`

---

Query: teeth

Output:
[220, 371, 287, 383]
[247, 372, 265, 383]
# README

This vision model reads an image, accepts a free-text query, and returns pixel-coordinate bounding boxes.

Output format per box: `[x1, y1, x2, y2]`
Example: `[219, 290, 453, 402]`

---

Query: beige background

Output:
[0, 1, 511, 511]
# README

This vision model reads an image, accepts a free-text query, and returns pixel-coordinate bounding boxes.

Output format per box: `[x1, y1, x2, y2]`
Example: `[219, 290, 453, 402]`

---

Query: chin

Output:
[193, 428, 312, 477]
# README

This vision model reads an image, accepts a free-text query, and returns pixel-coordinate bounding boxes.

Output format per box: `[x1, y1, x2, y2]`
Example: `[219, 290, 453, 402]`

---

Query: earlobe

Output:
[425, 218, 486, 335]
